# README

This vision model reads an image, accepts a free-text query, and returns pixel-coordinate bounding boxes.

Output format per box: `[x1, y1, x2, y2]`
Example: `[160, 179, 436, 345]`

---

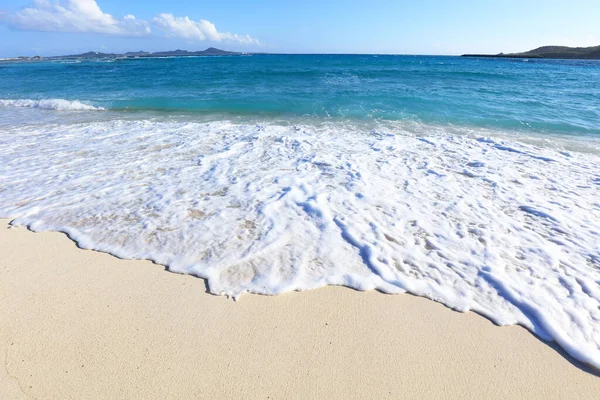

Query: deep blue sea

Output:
[1, 55, 600, 368]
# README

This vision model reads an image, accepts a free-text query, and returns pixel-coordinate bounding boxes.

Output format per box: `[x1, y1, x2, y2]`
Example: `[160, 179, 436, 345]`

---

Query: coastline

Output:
[1, 218, 599, 399]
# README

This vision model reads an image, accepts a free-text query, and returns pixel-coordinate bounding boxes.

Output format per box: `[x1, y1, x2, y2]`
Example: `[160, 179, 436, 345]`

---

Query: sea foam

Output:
[1, 118, 599, 368]
[0, 98, 104, 111]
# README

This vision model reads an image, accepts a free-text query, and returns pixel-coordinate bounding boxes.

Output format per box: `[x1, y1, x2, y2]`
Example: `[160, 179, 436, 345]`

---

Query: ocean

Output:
[1, 55, 599, 368]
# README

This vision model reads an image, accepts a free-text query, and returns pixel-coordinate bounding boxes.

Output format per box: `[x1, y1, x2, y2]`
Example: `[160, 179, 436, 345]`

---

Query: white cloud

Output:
[1, 1, 258, 45]
[152, 13, 259, 45]
[4, 0, 151, 36]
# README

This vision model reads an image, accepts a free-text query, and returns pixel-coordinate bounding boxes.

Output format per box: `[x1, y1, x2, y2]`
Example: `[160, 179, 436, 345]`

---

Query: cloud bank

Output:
[5, 0, 150, 36]
[153, 13, 258, 45]
[1, 0, 258, 45]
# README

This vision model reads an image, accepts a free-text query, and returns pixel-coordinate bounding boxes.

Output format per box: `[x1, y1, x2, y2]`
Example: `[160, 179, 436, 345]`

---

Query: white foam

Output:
[1, 119, 599, 368]
[0, 98, 104, 111]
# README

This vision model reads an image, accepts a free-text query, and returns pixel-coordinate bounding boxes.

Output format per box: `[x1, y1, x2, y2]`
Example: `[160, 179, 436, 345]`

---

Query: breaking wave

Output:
[0, 98, 105, 111]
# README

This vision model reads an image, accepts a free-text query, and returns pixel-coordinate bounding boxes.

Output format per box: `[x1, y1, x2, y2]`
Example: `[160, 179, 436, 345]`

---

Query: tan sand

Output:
[0, 218, 598, 399]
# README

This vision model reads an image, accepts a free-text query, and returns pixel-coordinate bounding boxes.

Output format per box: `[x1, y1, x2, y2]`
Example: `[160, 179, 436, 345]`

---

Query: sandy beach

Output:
[1, 218, 598, 399]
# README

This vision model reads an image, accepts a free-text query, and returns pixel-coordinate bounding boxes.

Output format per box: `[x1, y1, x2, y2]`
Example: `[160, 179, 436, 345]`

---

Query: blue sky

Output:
[0, 0, 599, 57]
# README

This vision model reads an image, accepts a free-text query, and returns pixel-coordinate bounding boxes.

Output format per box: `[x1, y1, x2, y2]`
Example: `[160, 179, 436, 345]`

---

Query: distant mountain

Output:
[203, 47, 239, 55]
[462, 45, 600, 60]
[150, 47, 238, 57]
[124, 51, 150, 56]
[62, 51, 118, 58]
[50, 48, 241, 60]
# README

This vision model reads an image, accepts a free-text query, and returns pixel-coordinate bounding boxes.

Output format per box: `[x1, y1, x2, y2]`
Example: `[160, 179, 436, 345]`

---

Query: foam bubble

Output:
[1, 118, 599, 368]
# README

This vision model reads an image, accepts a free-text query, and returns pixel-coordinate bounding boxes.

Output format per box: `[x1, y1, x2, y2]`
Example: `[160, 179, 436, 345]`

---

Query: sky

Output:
[0, 0, 599, 57]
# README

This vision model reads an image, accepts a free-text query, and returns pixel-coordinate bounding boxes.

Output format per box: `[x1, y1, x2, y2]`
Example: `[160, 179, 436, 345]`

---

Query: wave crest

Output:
[0, 99, 104, 111]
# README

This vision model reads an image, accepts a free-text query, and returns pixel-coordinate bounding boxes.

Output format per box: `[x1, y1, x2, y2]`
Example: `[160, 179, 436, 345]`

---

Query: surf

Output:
[1, 117, 599, 368]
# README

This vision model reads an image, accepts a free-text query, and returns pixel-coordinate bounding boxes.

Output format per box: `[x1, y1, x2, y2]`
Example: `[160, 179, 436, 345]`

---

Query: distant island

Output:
[462, 45, 600, 60]
[6, 45, 600, 61]
[3, 47, 246, 61]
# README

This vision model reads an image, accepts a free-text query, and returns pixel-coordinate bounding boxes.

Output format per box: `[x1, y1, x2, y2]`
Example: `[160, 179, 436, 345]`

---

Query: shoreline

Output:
[1, 218, 599, 398]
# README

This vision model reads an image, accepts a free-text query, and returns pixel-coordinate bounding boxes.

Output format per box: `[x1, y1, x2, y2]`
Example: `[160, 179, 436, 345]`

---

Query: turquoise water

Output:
[1, 55, 600, 134]
[2, 55, 600, 368]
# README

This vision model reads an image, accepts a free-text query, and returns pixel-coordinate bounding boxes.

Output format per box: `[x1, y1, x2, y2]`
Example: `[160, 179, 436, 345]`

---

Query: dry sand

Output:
[0, 218, 599, 399]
